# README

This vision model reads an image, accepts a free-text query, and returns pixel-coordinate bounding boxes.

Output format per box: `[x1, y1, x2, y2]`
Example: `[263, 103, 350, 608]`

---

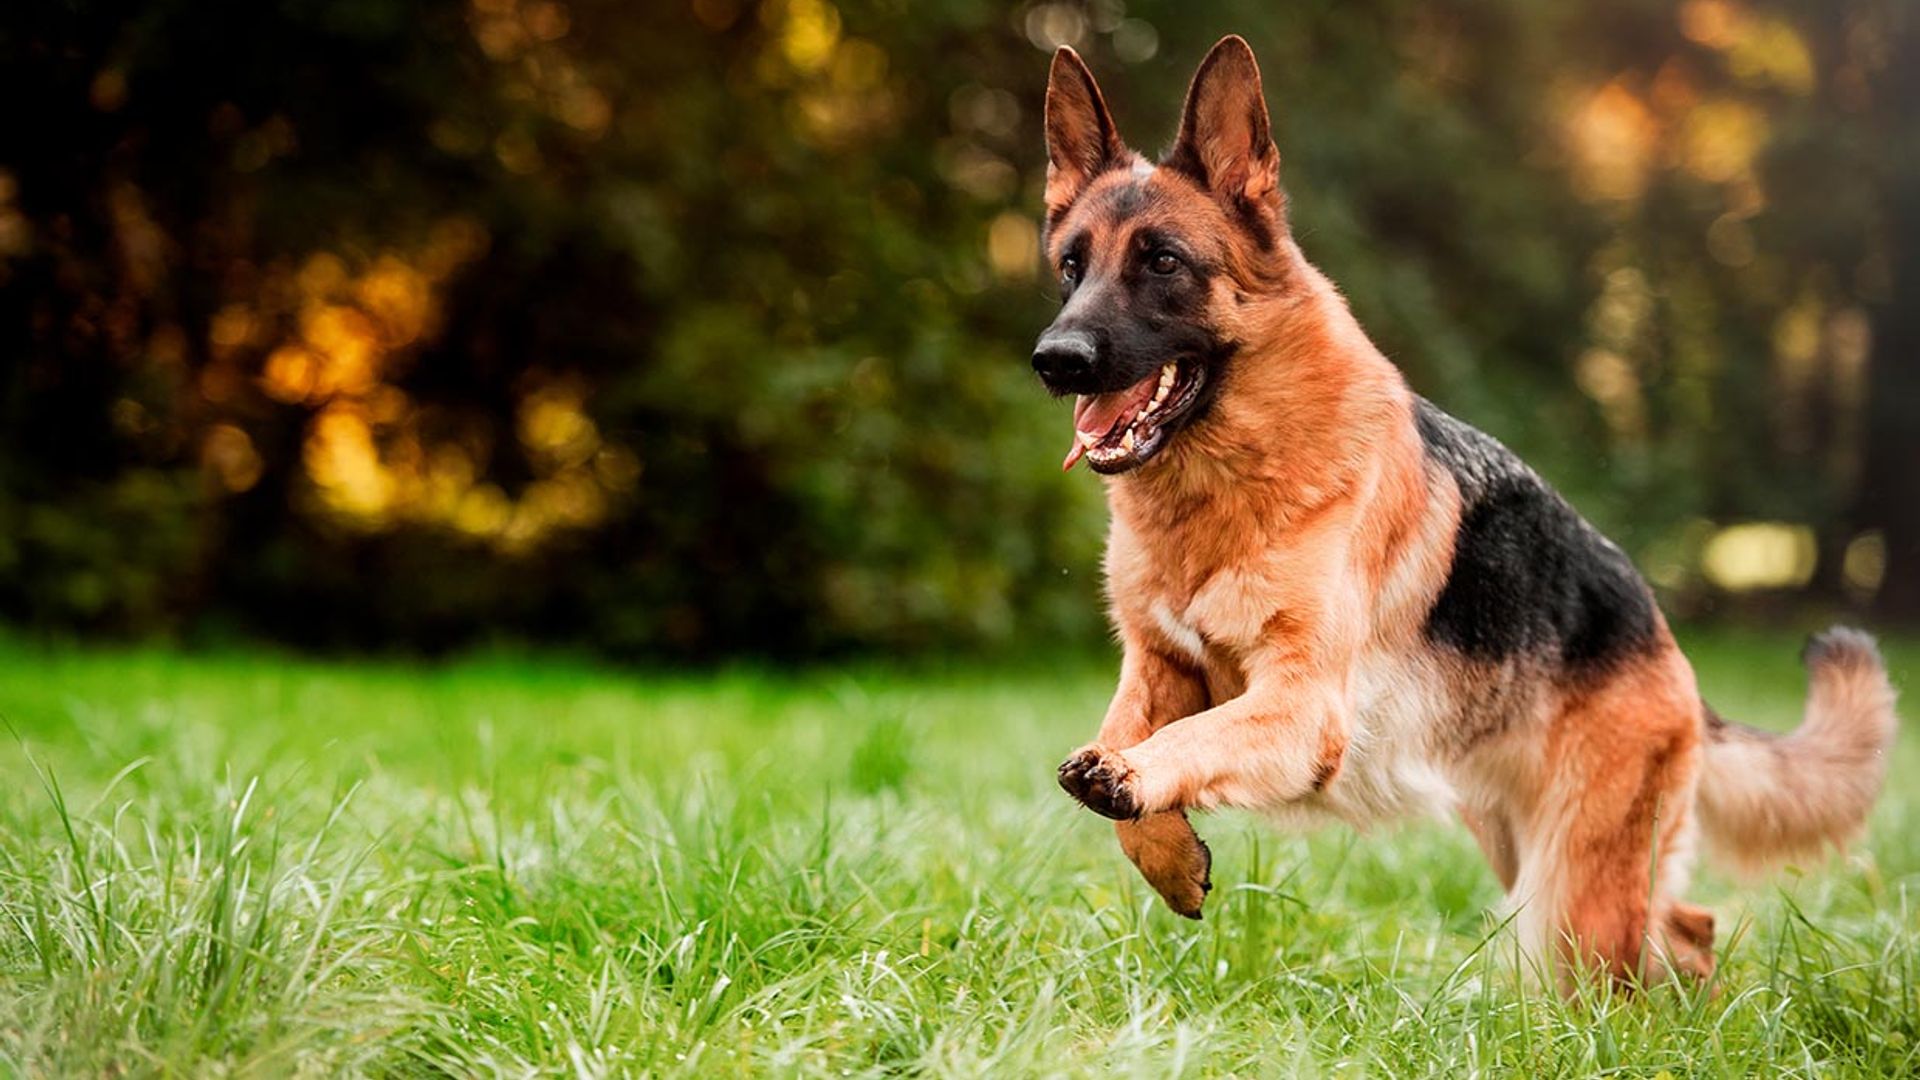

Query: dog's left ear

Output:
[1166, 35, 1281, 210]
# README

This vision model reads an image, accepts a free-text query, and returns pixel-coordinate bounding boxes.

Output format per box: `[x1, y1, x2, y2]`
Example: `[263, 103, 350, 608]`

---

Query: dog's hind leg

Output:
[1461, 807, 1519, 891]
[1065, 642, 1214, 917]
[1511, 652, 1712, 989]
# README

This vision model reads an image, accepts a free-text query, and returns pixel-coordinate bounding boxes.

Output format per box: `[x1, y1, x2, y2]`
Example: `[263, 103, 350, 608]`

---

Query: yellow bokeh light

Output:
[209, 304, 257, 352]
[494, 129, 542, 174]
[522, 0, 569, 41]
[1771, 293, 1823, 397]
[1844, 532, 1886, 595]
[987, 212, 1038, 281]
[424, 218, 490, 277]
[831, 38, 887, 91]
[770, 0, 842, 74]
[1701, 522, 1816, 591]
[1574, 348, 1646, 440]
[298, 252, 349, 297]
[201, 423, 264, 493]
[1727, 19, 1814, 95]
[1680, 100, 1767, 184]
[559, 86, 612, 135]
[261, 344, 321, 403]
[455, 484, 512, 537]
[356, 257, 433, 346]
[304, 405, 393, 520]
[215, 225, 619, 552]
[1567, 82, 1656, 202]
[1680, 1, 1814, 95]
[1679, 0, 1739, 49]
[90, 68, 128, 112]
[300, 304, 382, 397]
[517, 383, 601, 467]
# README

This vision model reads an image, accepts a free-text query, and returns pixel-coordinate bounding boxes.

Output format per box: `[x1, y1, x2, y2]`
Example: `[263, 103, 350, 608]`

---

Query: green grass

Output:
[0, 629, 1914, 1077]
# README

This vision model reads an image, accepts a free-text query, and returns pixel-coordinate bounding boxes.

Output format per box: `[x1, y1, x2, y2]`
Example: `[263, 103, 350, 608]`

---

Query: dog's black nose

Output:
[1032, 331, 1097, 385]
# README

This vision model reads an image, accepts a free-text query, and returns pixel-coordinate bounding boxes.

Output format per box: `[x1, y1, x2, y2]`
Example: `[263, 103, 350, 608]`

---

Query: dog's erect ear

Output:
[1166, 35, 1281, 209]
[1044, 47, 1125, 219]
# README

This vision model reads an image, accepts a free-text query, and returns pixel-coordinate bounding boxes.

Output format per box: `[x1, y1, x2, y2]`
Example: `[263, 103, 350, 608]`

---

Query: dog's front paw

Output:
[1118, 812, 1212, 919]
[1057, 745, 1142, 820]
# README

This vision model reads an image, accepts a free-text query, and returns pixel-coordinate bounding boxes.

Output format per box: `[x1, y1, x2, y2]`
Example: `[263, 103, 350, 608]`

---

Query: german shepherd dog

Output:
[1037, 36, 1899, 985]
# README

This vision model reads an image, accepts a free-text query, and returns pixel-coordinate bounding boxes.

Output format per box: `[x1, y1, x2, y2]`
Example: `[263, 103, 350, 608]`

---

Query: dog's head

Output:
[1033, 36, 1290, 475]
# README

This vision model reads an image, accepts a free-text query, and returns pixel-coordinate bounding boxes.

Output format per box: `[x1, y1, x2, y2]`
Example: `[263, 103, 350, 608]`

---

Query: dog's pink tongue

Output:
[1062, 434, 1089, 471]
[1061, 376, 1157, 471]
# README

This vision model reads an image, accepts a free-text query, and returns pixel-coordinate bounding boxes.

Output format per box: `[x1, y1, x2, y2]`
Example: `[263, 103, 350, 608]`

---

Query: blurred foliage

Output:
[0, 0, 1915, 657]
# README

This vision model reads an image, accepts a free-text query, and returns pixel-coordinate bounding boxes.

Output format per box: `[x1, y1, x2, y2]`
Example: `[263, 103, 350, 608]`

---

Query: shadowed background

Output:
[3, 0, 1916, 658]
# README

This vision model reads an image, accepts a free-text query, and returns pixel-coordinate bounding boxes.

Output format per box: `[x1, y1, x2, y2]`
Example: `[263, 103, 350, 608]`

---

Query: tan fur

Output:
[1697, 628, 1898, 876]
[1044, 36, 1900, 989]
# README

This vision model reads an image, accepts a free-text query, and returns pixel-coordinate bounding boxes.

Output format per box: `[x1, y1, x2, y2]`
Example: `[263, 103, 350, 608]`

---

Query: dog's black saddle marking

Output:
[1413, 397, 1659, 676]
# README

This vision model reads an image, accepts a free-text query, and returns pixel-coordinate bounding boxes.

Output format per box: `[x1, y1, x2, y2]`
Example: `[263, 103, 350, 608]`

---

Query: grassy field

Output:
[0, 630, 1914, 1077]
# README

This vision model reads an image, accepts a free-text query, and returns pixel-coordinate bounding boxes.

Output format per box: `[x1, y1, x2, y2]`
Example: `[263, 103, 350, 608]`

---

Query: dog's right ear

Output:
[1044, 47, 1124, 221]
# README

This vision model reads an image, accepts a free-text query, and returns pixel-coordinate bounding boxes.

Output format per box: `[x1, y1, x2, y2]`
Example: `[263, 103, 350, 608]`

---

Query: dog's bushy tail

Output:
[1696, 627, 1899, 876]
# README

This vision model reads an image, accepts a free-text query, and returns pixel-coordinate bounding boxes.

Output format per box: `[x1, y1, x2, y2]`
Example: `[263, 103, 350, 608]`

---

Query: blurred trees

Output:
[0, 0, 1914, 657]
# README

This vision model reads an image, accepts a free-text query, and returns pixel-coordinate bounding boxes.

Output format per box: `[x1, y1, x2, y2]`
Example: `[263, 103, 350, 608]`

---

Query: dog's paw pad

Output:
[1057, 746, 1141, 820]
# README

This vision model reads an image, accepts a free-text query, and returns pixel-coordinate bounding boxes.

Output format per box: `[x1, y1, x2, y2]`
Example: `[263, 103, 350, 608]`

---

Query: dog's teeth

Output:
[1122, 428, 1136, 452]
[1077, 431, 1098, 449]
[1159, 364, 1176, 387]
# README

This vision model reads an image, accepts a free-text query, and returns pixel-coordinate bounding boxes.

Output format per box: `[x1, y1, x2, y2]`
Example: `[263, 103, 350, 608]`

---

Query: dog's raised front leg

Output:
[1060, 675, 1347, 819]
[1058, 641, 1213, 917]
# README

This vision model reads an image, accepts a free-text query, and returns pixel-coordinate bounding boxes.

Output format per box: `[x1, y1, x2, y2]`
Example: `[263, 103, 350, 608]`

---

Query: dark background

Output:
[2, 0, 1915, 659]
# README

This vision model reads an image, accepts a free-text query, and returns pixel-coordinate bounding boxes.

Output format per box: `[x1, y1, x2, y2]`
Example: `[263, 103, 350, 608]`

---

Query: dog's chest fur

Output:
[1144, 589, 1460, 829]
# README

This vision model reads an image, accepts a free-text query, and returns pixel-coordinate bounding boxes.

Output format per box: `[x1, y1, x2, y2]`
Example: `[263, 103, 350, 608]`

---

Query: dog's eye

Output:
[1059, 255, 1083, 284]
[1148, 252, 1182, 275]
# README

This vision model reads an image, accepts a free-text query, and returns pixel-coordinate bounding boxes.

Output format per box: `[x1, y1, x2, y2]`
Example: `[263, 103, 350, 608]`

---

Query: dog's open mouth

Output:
[1062, 360, 1204, 474]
